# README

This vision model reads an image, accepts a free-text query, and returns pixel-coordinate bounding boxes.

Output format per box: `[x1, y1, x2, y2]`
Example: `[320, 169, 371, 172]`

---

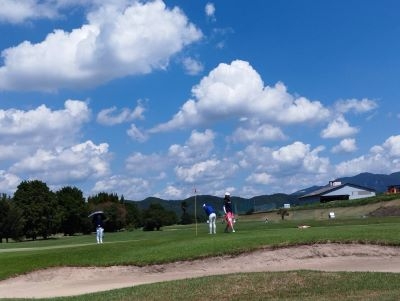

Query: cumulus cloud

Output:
[159, 185, 185, 199]
[0, 0, 202, 91]
[334, 98, 378, 114]
[91, 175, 150, 200]
[321, 115, 359, 138]
[335, 135, 400, 176]
[175, 159, 223, 183]
[331, 138, 358, 153]
[0, 100, 90, 159]
[97, 101, 145, 125]
[246, 172, 272, 185]
[10, 140, 110, 184]
[0, 0, 58, 23]
[229, 120, 286, 143]
[0, 170, 21, 195]
[151, 60, 330, 132]
[126, 152, 168, 174]
[0, 100, 90, 136]
[235, 142, 330, 195]
[239, 141, 329, 177]
[169, 129, 215, 163]
[383, 135, 400, 156]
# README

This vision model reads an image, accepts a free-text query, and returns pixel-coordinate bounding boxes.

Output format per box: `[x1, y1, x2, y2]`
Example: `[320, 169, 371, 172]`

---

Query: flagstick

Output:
[194, 188, 198, 236]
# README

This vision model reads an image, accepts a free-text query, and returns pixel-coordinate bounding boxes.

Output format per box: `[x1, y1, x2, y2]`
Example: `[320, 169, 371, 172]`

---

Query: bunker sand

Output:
[1, 243, 400, 299]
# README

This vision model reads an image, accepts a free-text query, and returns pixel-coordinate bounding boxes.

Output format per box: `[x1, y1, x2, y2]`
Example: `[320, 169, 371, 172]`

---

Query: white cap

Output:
[203, 203, 206, 207]
[225, 192, 230, 196]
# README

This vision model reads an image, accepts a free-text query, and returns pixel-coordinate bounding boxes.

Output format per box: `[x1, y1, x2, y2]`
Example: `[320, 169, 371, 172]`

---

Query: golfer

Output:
[223, 192, 235, 233]
[95, 214, 104, 244]
[203, 203, 217, 234]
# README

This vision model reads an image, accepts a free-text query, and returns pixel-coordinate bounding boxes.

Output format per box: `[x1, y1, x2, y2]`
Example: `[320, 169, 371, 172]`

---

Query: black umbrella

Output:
[88, 210, 106, 218]
[88, 211, 106, 227]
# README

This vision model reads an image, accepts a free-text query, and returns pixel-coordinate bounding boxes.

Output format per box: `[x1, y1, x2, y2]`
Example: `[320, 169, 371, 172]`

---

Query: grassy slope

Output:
[244, 198, 400, 222]
[1, 197, 400, 300]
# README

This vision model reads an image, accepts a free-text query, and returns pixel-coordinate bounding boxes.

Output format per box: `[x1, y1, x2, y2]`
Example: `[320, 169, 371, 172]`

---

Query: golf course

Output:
[1, 195, 400, 300]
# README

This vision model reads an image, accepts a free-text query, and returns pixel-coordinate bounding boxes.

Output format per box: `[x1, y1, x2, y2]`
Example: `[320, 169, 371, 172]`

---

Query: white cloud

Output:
[0, 100, 90, 136]
[126, 152, 168, 174]
[0, 101, 101, 195]
[186, 129, 215, 149]
[235, 142, 330, 196]
[10, 140, 110, 184]
[239, 141, 329, 176]
[0, 0, 203, 91]
[127, 124, 148, 142]
[0, 100, 90, 156]
[205, 3, 216, 21]
[335, 135, 400, 176]
[321, 115, 359, 138]
[0, 170, 21, 195]
[383, 135, 400, 156]
[151, 60, 330, 132]
[160, 185, 184, 199]
[246, 172, 272, 185]
[169, 129, 215, 163]
[272, 141, 311, 164]
[182, 57, 204, 75]
[230, 120, 286, 143]
[91, 175, 150, 200]
[331, 138, 358, 153]
[175, 159, 237, 183]
[334, 98, 378, 114]
[0, 0, 58, 23]
[97, 102, 145, 125]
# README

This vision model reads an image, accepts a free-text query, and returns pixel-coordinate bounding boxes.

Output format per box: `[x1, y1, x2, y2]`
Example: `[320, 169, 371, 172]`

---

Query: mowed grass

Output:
[1, 211, 400, 300]
[42, 271, 400, 301]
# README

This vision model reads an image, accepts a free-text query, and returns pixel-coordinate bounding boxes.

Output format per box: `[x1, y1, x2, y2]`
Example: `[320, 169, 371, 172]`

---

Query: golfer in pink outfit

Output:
[223, 192, 235, 233]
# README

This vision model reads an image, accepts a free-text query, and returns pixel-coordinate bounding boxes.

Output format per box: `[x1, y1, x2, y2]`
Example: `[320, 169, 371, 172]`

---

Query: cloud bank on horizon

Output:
[0, 0, 399, 200]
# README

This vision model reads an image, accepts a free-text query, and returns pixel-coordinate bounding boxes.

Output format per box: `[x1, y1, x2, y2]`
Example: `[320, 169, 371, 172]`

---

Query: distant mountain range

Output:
[129, 172, 400, 216]
[336, 171, 400, 193]
[292, 171, 400, 196]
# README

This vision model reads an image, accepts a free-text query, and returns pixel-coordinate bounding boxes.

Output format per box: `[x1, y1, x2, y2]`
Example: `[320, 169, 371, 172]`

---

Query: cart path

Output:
[1, 243, 400, 299]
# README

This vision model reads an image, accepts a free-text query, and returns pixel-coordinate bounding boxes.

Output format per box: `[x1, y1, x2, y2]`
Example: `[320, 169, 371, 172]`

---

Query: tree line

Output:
[0, 180, 189, 243]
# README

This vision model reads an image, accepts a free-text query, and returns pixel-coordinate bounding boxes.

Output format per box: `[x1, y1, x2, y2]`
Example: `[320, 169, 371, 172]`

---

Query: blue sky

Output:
[0, 0, 399, 200]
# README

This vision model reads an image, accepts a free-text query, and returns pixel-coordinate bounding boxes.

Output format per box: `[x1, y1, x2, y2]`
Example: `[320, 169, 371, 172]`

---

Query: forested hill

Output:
[129, 172, 400, 215]
[133, 193, 293, 216]
[336, 171, 400, 193]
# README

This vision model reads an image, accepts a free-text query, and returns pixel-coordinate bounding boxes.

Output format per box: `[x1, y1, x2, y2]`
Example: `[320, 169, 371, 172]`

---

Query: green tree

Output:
[87, 192, 119, 205]
[125, 201, 141, 229]
[142, 203, 177, 231]
[56, 186, 88, 236]
[180, 201, 192, 224]
[13, 180, 59, 240]
[87, 192, 127, 232]
[0, 196, 24, 243]
[277, 208, 289, 220]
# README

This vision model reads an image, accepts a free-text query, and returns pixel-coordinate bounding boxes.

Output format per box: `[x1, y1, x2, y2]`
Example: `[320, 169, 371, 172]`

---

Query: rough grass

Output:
[245, 198, 400, 222]
[14, 271, 400, 301]
[1, 199, 400, 300]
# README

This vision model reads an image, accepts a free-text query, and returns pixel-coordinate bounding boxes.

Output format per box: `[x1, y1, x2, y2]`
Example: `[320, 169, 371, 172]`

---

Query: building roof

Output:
[298, 183, 375, 199]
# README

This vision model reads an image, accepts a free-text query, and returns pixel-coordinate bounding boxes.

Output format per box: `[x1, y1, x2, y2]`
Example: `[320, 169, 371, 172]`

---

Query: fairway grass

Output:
[1, 211, 400, 300]
[3, 271, 400, 301]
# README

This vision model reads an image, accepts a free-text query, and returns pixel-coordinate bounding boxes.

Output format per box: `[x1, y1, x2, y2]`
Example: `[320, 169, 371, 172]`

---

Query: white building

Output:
[298, 181, 376, 204]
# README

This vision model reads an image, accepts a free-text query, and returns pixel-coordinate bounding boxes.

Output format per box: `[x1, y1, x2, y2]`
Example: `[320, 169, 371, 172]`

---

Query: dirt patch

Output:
[1, 243, 400, 299]
[369, 206, 400, 217]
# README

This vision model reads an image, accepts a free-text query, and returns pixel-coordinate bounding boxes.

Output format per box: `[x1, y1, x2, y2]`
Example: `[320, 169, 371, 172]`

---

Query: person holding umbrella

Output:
[88, 211, 106, 244]
[223, 192, 235, 233]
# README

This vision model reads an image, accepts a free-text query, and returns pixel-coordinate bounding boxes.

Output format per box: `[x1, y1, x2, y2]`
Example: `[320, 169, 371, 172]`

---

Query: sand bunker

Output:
[1, 243, 400, 299]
